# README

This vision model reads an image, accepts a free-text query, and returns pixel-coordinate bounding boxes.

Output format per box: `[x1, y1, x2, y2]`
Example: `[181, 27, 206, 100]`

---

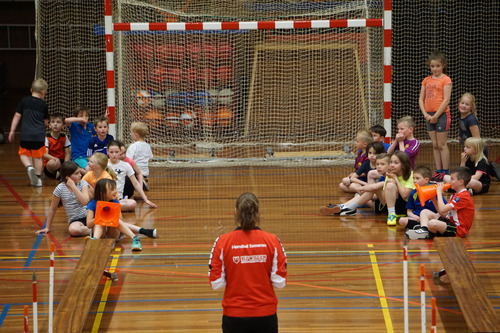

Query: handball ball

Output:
[150, 66, 168, 84]
[180, 110, 196, 128]
[136, 90, 151, 107]
[218, 88, 233, 105]
[201, 112, 216, 128]
[144, 110, 163, 131]
[165, 112, 180, 128]
[216, 108, 234, 127]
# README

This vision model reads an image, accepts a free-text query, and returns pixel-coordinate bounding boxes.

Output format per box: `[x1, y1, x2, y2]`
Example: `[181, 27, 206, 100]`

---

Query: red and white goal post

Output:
[105, 0, 391, 165]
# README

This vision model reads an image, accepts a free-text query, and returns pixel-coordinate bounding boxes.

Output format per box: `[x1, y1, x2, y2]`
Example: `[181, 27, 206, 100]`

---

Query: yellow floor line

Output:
[91, 248, 121, 333]
[368, 244, 394, 333]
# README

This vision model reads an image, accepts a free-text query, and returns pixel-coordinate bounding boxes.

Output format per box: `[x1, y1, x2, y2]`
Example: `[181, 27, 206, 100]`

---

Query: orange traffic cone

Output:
[94, 201, 121, 227]
[415, 183, 451, 206]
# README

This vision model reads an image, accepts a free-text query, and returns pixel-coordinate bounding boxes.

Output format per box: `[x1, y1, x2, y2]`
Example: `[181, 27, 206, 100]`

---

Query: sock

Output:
[37, 175, 41, 178]
[442, 169, 450, 175]
[388, 207, 396, 215]
[345, 202, 359, 210]
[436, 169, 443, 174]
[26, 165, 33, 170]
[138, 228, 146, 235]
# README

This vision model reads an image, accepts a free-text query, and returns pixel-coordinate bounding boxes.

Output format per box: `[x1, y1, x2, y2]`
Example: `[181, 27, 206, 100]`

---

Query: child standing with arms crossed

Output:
[8, 78, 49, 187]
[387, 116, 421, 169]
[406, 167, 474, 240]
[43, 113, 71, 179]
[209, 193, 287, 333]
[419, 50, 452, 181]
[107, 140, 157, 211]
[35, 161, 91, 236]
[126, 122, 153, 190]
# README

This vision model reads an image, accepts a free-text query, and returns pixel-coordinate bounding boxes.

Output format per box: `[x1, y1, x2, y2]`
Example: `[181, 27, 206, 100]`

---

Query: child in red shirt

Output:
[406, 167, 474, 239]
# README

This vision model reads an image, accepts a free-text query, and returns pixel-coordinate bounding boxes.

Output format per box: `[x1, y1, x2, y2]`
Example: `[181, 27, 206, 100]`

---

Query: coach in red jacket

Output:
[209, 193, 287, 333]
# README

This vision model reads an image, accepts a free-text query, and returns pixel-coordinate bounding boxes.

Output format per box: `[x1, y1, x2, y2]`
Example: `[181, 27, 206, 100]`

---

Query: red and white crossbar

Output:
[113, 19, 383, 31]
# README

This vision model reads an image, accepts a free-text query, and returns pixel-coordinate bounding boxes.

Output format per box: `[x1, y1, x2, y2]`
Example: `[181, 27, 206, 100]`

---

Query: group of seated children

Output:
[35, 107, 157, 250]
[321, 112, 485, 240]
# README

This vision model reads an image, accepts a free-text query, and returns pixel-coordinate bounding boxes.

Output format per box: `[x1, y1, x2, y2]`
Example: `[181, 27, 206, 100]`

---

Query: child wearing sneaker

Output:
[320, 153, 391, 216]
[443, 137, 490, 195]
[339, 129, 373, 193]
[119, 142, 145, 199]
[43, 113, 71, 179]
[86, 179, 157, 251]
[107, 140, 157, 211]
[126, 122, 153, 190]
[406, 167, 474, 240]
[347, 142, 386, 193]
[321, 152, 415, 226]
[387, 116, 420, 169]
[35, 161, 92, 237]
[65, 105, 96, 173]
[399, 166, 445, 229]
[8, 79, 49, 187]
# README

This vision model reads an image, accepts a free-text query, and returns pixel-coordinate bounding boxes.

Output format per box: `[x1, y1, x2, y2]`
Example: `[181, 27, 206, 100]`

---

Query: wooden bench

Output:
[53, 239, 116, 333]
[433, 237, 500, 333]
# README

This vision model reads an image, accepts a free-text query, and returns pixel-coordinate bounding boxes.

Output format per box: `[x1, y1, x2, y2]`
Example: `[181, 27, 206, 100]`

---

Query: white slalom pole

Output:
[49, 242, 55, 333]
[420, 264, 426, 333]
[32, 270, 38, 333]
[23, 305, 28, 333]
[403, 237, 409, 333]
[431, 297, 437, 333]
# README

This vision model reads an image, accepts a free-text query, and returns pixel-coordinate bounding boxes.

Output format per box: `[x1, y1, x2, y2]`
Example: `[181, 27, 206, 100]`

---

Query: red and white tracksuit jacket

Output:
[208, 227, 287, 317]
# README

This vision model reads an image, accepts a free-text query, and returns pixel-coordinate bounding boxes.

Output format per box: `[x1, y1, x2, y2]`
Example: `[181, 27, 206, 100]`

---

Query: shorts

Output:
[374, 196, 407, 215]
[476, 182, 490, 195]
[434, 216, 457, 237]
[69, 217, 87, 226]
[44, 158, 64, 178]
[425, 112, 451, 132]
[404, 218, 420, 230]
[222, 313, 278, 333]
[18, 145, 46, 159]
[73, 156, 89, 169]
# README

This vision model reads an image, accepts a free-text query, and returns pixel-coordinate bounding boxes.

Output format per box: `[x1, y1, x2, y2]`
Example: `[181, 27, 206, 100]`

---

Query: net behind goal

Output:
[112, 1, 385, 165]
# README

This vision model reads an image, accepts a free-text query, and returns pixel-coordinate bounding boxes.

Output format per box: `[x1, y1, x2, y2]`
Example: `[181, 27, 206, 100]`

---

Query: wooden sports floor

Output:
[0, 141, 499, 332]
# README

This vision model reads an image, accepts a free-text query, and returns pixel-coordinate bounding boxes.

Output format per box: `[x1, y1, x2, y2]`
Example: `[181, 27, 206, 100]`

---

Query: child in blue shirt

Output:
[87, 116, 114, 158]
[65, 105, 96, 171]
[399, 166, 445, 229]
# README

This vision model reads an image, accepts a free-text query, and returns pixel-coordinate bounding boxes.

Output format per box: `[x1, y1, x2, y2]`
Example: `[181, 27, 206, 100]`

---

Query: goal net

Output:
[111, 1, 384, 165]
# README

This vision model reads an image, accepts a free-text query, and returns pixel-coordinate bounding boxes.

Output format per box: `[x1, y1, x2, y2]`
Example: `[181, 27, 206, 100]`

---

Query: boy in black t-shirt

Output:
[8, 79, 49, 186]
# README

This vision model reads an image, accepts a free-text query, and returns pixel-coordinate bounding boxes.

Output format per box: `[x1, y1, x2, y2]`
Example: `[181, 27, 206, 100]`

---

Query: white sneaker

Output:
[34, 178, 42, 187]
[27, 166, 38, 186]
[405, 228, 430, 240]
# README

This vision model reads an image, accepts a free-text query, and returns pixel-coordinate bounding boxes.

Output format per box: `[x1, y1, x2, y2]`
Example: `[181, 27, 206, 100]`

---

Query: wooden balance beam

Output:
[53, 238, 116, 333]
[433, 237, 500, 333]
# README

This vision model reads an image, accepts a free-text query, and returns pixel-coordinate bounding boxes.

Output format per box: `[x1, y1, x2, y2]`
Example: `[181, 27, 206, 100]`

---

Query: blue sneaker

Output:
[131, 236, 142, 251]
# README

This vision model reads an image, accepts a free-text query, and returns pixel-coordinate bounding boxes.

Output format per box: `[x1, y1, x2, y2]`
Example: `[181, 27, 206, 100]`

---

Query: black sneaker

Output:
[431, 172, 444, 182]
[139, 228, 157, 238]
[406, 227, 430, 240]
[319, 204, 342, 216]
[339, 207, 356, 216]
